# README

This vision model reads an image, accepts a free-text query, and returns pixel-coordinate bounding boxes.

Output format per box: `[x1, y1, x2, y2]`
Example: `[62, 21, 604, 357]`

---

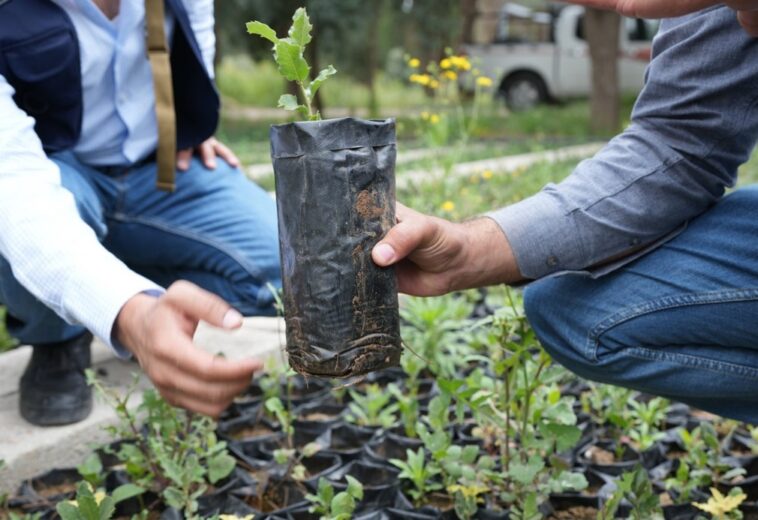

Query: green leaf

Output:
[77, 453, 103, 486]
[540, 423, 582, 452]
[331, 491, 356, 516]
[288, 7, 313, 49]
[309, 65, 337, 97]
[111, 484, 145, 505]
[208, 452, 236, 484]
[278, 94, 304, 112]
[316, 477, 334, 506]
[274, 40, 310, 83]
[246, 21, 278, 44]
[162, 487, 186, 510]
[56, 502, 84, 520]
[509, 456, 545, 485]
[97, 496, 115, 520]
[553, 471, 588, 493]
[345, 475, 364, 501]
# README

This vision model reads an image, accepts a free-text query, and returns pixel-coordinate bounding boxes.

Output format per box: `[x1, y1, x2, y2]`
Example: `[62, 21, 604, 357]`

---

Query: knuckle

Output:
[167, 280, 190, 295]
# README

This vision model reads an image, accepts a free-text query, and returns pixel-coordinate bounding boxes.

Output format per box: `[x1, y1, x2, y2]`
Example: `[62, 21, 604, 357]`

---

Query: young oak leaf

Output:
[274, 40, 310, 83]
[310, 65, 337, 97]
[288, 7, 313, 49]
[246, 21, 278, 45]
[278, 94, 307, 117]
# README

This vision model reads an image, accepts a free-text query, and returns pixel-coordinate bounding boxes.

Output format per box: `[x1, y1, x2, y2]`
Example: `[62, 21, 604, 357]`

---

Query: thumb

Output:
[176, 149, 193, 171]
[164, 281, 243, 330]
[372, 205, 439, 267]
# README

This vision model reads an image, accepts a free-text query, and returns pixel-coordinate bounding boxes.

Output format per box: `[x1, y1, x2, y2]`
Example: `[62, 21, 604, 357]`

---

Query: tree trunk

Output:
[460, 0, 477, 44]
[365, 0, 383, 118]
[584, 8, 621, 134]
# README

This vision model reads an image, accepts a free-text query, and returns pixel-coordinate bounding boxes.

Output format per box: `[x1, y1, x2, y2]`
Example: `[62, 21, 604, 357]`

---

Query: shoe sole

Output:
[20, 394, 94, 427]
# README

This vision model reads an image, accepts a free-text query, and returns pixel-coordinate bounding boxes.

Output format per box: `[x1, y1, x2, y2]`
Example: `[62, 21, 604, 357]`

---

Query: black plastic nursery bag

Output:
[270, 117, 401, 378]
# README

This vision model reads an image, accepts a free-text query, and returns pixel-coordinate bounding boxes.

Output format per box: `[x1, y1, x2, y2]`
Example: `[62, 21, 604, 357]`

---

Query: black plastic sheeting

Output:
[271, 118, 402, 378]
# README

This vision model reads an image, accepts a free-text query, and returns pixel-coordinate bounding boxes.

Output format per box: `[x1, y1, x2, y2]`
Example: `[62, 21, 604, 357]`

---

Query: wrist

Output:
[455, 217, 523, 289]
[114, 293, 159, 356]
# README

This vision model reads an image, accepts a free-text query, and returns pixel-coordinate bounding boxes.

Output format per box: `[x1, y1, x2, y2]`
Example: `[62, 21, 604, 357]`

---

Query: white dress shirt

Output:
[0, 0, 215, 351]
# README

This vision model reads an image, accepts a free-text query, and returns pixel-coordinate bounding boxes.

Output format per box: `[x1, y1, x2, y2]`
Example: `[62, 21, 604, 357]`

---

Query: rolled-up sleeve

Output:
[491, 6, 758, 280]
[0, 75, 162, 355]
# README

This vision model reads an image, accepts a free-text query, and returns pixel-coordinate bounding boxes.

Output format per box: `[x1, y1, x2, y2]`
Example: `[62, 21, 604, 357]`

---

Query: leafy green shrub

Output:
[87, 371, 235, 517]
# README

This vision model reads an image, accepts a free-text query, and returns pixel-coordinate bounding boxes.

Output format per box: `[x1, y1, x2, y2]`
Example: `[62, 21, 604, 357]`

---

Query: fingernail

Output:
[223, 309, 243, 328]
[374, 243, 396, 264]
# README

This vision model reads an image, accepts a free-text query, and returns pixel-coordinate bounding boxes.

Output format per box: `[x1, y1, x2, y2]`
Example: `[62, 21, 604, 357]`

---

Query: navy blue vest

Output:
[0, 0, 220, 154]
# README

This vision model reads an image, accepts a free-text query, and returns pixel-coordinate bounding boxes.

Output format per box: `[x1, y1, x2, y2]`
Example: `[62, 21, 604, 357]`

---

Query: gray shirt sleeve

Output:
[491, 6, 758, 280]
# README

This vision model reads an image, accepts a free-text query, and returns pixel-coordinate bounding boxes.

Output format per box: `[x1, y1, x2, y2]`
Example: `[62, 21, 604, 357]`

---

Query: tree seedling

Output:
[600, 465, 663, 520]
[346, 383, 399, 429]
[56, 481, 144, 520]
[247, 8, 336, 121]
[694, 487, 747, 520]
[390, 448, 442, 506]
[306, 476, 363, 520]
[86, 371, 235, 518]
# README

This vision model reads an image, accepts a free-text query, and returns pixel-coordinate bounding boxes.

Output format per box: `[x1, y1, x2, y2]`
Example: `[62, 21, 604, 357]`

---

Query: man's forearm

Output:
[492, 6, 758, 280]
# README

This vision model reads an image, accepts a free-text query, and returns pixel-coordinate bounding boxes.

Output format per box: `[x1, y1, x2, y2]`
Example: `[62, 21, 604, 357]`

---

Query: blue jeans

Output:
[524, 186, 758, 424]
[0, 152, 281, 345]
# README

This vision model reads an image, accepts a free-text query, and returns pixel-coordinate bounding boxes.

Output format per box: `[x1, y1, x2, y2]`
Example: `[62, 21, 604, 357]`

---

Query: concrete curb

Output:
[246, 141, 605, 183]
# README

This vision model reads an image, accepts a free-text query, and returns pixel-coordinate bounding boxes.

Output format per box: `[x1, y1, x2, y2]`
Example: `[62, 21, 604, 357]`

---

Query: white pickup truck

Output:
[462, 3, 658, 110]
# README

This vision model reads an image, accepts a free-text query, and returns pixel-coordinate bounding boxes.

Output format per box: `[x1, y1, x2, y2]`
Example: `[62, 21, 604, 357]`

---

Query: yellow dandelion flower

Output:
[440, 58, 452, 69]
[408, 57, 421, 68]
[482, 170, 494, 180]
[444, 71, 458, 81]
[429, 79, 440, 89]
[429, 114, 441, 124]
[441, 200, 455, 212]
[476, 76, 494, 88]
[450, 56, 472, 71]
[411, 74, 432, 86]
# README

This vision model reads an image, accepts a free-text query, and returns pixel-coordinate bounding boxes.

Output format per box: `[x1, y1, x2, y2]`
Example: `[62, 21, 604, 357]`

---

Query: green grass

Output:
[0, 307, 17, 353]
[400, 144, 758, 223]
[737, 148, 758, 186]
[217, 56, 427, 113]
[399, 159, 581, 221]
[216, 117, 276, 166]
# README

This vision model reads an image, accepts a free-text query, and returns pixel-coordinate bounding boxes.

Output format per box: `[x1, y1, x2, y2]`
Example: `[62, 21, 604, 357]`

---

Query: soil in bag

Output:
[271, 117, 402, 378]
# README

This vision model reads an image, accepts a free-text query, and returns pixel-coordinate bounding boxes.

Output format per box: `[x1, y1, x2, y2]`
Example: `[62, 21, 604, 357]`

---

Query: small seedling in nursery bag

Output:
[306, 476, 363, 520]
[247, 8, 401, 378]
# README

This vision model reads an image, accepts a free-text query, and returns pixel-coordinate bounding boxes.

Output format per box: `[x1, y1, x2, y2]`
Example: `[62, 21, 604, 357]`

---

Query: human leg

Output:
[103, 157, 281, 315]
[524, 186, 758, 423]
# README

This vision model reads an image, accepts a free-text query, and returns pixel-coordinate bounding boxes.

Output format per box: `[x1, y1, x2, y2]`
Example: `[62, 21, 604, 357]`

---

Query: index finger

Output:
[169, 336, 263, 383]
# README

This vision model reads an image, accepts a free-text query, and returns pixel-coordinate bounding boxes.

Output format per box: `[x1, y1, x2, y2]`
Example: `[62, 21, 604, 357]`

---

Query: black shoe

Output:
[19, 332, 94, 426]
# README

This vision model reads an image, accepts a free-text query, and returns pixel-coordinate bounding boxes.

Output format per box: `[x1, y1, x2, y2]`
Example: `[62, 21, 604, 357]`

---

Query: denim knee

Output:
[524, 276, 603, 380]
